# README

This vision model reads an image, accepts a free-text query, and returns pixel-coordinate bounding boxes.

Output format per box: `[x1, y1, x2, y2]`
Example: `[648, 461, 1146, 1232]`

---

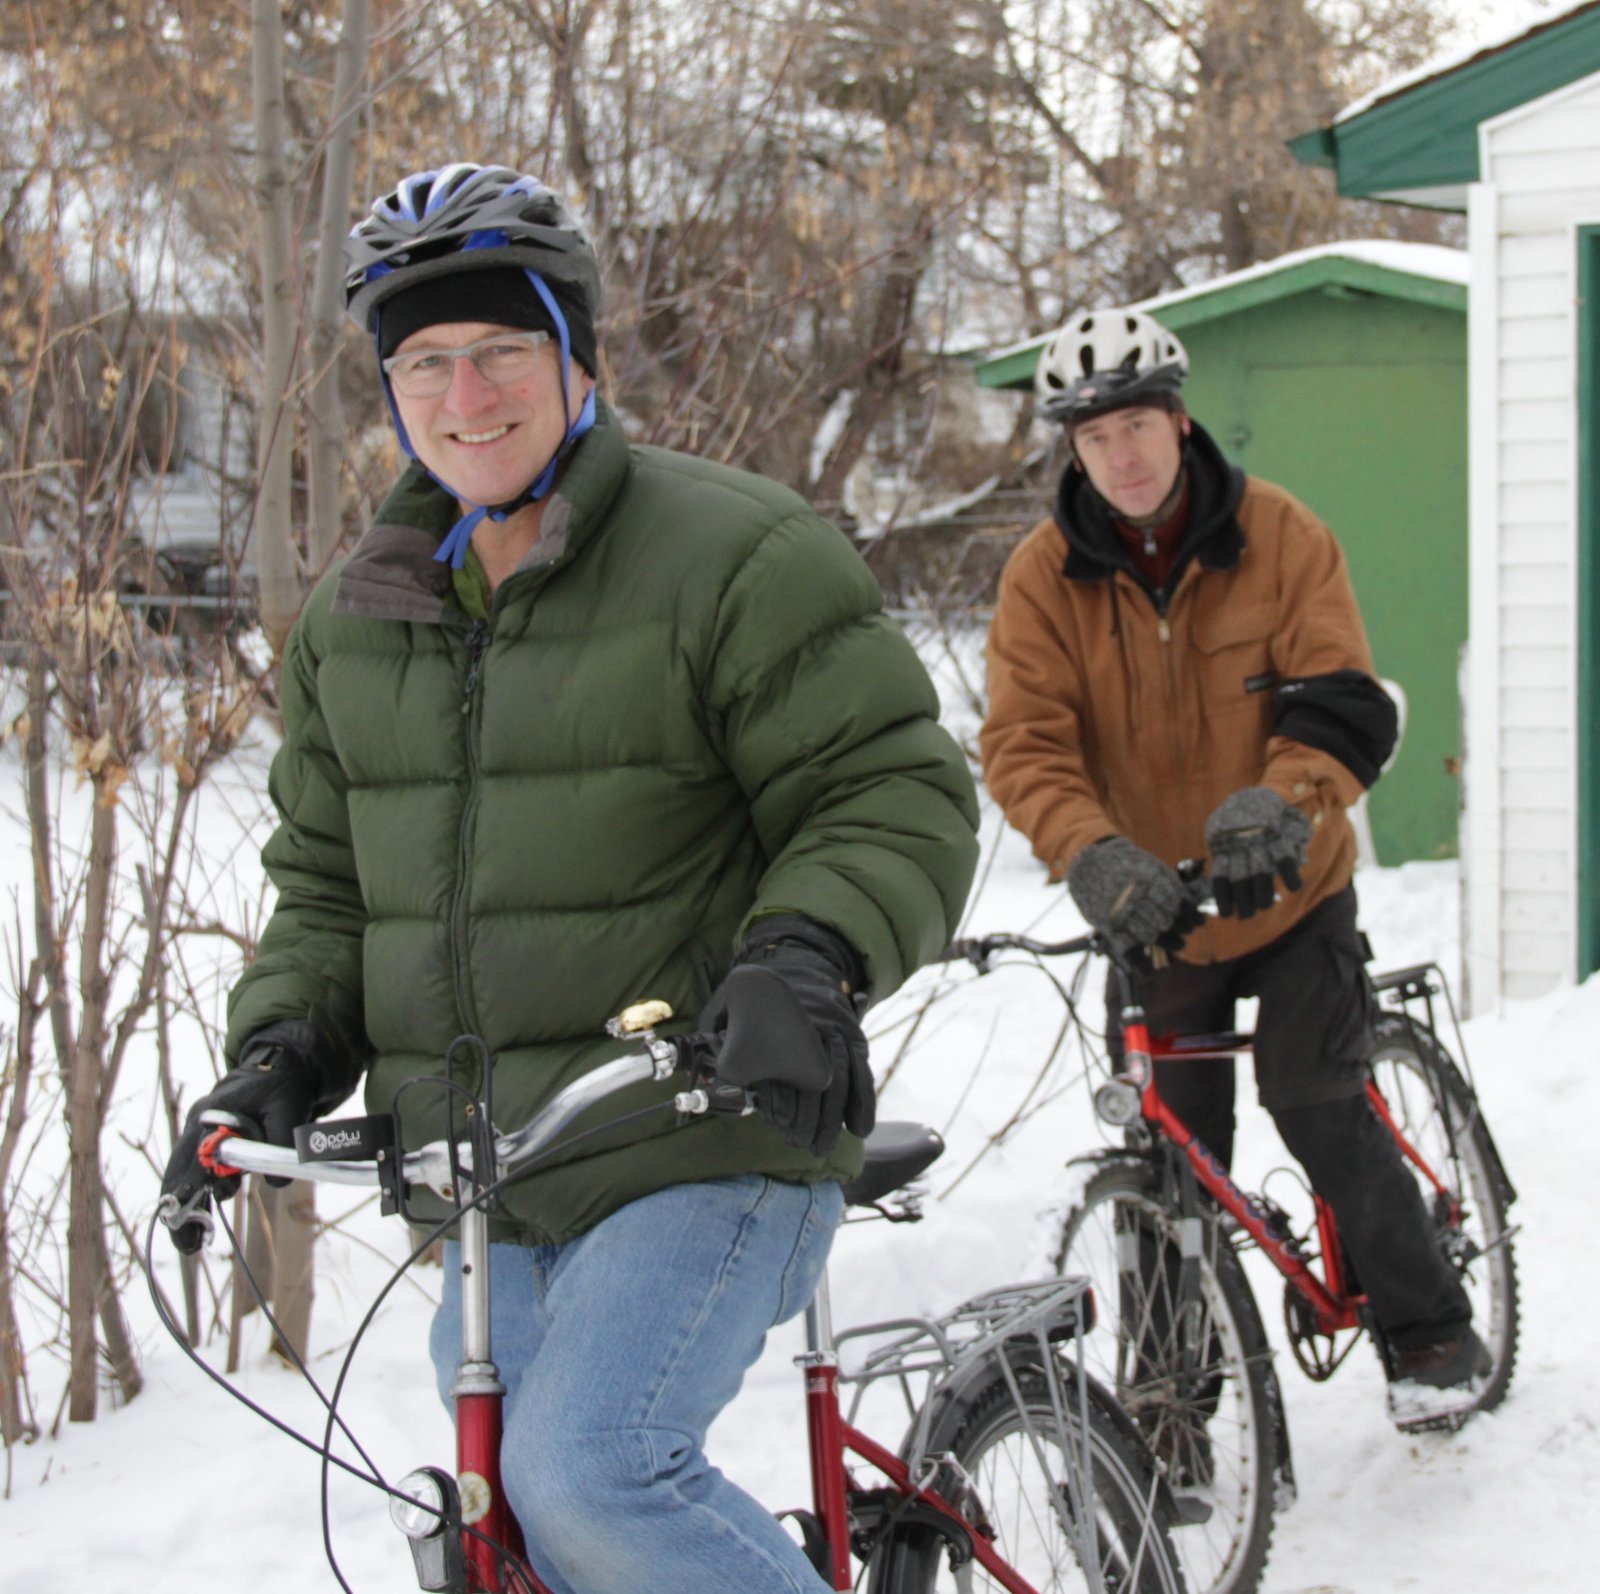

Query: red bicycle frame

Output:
[449, 1200, 543, 1593]
[1116, 1005, 1454, 1341]
[798, 1281, 1049, 1594]
[444, 1230, 1050, 1594]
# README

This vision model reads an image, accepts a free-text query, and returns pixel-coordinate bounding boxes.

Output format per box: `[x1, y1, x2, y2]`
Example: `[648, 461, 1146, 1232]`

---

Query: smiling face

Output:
[1071, 404, 1189, 521]
[390, 319, 594, 509]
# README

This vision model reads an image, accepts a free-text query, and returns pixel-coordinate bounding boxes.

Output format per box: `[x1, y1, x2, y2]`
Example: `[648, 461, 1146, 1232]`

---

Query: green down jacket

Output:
[227, 401, 980, 1243]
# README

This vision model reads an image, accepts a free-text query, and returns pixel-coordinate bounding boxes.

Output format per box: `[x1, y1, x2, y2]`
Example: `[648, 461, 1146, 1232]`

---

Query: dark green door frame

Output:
[1579, 227, 1600, 977]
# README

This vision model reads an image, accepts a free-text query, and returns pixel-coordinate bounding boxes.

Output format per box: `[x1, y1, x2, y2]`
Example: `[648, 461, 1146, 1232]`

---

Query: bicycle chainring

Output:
[1283, 1283, 1357, 1381]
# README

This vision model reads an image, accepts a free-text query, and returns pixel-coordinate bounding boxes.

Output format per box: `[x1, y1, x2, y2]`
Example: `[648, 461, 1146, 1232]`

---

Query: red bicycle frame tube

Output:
[1121, 1012, 1359, 1337]
[456, 1388, 540, 1593]
[803, 1357, 854, 1590]
[801, 1355, 1044, 1594]
[453, 1202, 544, 1594]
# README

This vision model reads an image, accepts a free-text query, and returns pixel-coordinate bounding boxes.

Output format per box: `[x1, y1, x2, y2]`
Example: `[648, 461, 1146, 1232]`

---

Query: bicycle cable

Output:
[147, 1081, 680, 1592]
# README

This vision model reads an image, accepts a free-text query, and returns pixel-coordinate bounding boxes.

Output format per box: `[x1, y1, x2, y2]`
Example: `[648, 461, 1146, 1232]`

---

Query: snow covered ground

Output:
[3, 764, 1596, 1592]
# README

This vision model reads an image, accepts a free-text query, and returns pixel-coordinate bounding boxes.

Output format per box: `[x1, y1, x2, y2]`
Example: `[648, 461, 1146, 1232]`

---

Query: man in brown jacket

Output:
[981, 307, 1485, 1428]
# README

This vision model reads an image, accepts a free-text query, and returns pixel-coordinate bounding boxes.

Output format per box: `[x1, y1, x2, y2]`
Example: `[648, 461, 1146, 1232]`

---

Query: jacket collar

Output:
[1054, 418, 1246, 585]
[332, 399, 631, 623]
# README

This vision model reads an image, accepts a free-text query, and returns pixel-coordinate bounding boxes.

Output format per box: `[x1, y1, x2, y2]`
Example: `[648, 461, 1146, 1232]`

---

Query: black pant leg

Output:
[1106, 960, 1239, 1169]
[1271, 1094, 1471, 1349]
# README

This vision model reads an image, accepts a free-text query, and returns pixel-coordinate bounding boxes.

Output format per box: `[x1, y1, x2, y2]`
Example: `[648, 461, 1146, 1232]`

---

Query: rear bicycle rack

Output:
[834, 1276, 1095, 1487]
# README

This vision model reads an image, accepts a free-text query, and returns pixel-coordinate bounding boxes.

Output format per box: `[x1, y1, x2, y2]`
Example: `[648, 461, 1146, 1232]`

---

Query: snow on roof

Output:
[1334, 1, 1596, 125]
[1135, 238, 1468, 312]
[983, 240, 1468, 363]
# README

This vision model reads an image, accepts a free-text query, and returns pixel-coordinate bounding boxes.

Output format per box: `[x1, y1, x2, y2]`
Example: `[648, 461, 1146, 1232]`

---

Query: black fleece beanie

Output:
[375, 266, 596, 376]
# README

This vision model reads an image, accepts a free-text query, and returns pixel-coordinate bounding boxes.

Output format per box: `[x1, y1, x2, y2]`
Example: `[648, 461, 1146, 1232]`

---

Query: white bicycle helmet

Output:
[344, 163, 601, 332]
[1033, 309, 1188, 424]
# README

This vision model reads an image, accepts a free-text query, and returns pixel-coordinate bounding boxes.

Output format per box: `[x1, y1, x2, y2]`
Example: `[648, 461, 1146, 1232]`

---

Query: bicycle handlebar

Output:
[196, 1049, 670, 1201]
[940, 930, 1099, 969]
[941, 859, 1217, 973]
[158, 968, 845, 1242]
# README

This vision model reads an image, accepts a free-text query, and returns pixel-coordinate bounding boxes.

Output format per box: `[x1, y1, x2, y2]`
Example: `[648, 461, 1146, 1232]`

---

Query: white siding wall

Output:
[1466, 73, 1600, 1007]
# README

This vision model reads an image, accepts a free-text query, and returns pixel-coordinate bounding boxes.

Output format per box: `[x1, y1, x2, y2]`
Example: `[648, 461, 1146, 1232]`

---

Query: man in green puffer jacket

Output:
[159, 164, 978, 1593]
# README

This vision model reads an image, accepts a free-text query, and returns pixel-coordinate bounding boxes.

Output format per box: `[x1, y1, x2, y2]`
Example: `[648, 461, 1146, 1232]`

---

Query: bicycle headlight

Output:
[1093, 1078, 1142, 1127]
[390, 1467, 452, 1541]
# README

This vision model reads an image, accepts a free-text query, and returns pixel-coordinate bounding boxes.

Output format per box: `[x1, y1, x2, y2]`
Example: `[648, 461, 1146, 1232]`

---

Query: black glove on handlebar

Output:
[699, 915, 874, 1158]
[1204, 786, 1313, 920]
[1065, 837, 1203, 963]
[158, 1020, 326, 1255]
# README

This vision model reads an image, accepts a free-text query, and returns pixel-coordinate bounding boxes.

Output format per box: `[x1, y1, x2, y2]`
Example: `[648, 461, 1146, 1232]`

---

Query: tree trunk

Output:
[808, 236, 929, 509]
[0, 1222, 32, 1452]
[305, 0, 369, 572]
[252, 0, 302, 648]
[64, 1068, 103, 1421]
[64, 791, 119, 1422]
[231, 1180, 317, 1366]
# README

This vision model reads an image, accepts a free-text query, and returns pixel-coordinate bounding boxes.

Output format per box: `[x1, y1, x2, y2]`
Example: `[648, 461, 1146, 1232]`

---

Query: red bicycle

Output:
[156, 995, 1186, 1594]
[941, 923, 1519, 1594]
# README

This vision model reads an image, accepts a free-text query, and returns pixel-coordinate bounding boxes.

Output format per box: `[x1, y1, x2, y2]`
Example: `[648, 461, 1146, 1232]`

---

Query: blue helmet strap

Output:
[368, 271, 597, 572]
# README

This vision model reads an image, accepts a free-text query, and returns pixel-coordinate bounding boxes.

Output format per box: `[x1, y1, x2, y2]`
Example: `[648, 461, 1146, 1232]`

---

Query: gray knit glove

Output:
[1066, 837, 1202, 960]
[1204, 786, 1313, 919]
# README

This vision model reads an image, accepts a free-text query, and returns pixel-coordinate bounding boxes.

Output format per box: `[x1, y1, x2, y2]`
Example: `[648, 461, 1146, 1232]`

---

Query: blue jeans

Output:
[428, 1175, 843, 1594]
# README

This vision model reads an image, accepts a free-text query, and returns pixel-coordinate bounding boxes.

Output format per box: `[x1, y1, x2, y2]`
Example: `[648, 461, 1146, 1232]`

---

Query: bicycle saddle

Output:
[841, 1121, 944, 1208]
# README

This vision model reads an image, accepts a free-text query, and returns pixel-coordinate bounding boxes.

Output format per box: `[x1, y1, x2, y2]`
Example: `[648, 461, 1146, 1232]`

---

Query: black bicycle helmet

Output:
[344, 162, 601, 334]
[1034, 309, 1188, 425]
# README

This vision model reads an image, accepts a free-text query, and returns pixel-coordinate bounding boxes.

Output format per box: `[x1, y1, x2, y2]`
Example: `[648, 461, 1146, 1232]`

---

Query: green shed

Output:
[975, 241, 1468, 865]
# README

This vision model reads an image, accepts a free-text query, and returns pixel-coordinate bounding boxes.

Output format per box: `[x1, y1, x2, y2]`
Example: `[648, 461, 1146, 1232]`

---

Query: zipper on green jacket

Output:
[452, 619, 491, 1038]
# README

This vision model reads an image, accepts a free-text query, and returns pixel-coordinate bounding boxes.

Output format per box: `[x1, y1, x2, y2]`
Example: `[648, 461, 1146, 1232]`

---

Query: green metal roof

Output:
[976, 246, 1466, 391]
[1288, 2, 1600, 209]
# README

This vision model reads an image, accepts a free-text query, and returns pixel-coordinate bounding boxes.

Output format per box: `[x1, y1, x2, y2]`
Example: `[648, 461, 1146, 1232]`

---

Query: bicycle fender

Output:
[911, 1343, 1186, 1531]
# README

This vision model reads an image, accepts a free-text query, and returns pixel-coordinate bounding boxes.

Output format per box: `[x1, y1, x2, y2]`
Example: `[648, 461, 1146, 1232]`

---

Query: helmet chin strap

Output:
[374, 271, 597, 572]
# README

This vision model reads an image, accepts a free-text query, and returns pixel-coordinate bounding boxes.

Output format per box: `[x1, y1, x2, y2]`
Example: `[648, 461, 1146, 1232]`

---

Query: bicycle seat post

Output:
[803, 1268, 836, 1362]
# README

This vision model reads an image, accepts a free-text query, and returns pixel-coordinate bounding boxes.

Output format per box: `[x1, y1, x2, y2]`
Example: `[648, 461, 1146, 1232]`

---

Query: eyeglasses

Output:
[382, 331, 553, 398]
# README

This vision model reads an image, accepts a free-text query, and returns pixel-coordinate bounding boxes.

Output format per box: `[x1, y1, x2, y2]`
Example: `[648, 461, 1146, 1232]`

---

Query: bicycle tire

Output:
[868, 1364, 1187, 1594]
[1052, 1158, 1276, 1594]
[1367, 1011, 1519, 1414]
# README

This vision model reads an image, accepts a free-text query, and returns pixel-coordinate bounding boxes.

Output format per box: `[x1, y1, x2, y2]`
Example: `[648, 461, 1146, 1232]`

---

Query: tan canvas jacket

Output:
[981, 448, 1373, 964]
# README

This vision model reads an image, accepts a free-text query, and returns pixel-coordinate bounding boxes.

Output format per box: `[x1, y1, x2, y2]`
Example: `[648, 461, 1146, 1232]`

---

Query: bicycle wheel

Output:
[1052, 1158, 1276, 1594]
[869, 1364, 1186, 1594]
[1367, 1011, 1519, 1413]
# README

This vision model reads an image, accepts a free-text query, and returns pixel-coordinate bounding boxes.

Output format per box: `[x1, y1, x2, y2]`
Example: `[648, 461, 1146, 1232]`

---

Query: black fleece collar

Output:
[1055, 418, 1246, 586]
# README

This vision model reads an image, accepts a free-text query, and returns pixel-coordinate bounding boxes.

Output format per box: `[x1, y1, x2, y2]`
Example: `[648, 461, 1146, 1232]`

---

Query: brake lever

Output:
[671, 1033, 750, 1119]
[155, 1187, 215, 1244]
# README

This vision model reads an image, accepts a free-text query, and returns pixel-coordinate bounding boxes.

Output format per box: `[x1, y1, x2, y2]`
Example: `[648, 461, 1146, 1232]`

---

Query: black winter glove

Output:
[1204, 786, 1313, 920]
[699, 916, 874, 1159]
[158, 1020, 325, 1255]
[1066, 837, 1203, 962]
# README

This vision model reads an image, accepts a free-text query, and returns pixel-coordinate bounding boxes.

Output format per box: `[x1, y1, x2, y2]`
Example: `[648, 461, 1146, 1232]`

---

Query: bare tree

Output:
[0, 119, 268, 1425]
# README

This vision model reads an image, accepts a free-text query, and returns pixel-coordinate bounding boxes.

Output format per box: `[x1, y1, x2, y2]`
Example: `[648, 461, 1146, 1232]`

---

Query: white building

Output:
[1293, 0, 1600, 1008]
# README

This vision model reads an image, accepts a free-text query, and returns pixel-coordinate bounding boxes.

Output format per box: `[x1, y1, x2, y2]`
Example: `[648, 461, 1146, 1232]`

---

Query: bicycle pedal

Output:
[1391, 1404, 1479, 1436]
[1387, 1381, 1485, 1435]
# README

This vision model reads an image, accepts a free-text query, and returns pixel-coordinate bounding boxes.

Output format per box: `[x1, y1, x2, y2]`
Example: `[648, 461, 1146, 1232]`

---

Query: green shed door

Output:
[1239, 362, 1468, 863]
